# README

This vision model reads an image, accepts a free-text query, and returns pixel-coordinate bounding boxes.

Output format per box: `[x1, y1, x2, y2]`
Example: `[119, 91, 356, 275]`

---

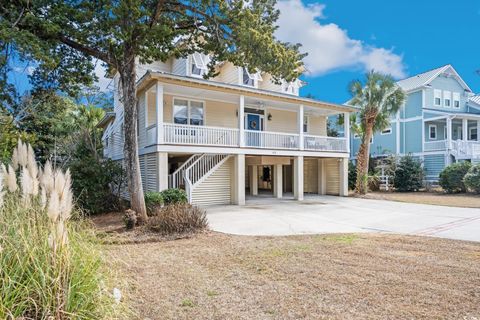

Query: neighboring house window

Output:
[191, 53, 209, 77]
[429, 125, 437, 139]
[381, 128, 392, 135]
[241, 67, 262, 87]
[434, 89, 442, 106]
[453, 92, 460, 108]
[469, 127, 478, 140]
[303, 115, 308, 133]
[173, 98, 204, 125]
[443, 91, 451, 107]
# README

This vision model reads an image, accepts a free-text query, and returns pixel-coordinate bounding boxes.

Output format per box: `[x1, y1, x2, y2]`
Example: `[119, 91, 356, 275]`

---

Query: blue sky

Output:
[9, 0, 480, 105]
[278, 0, 480, 103]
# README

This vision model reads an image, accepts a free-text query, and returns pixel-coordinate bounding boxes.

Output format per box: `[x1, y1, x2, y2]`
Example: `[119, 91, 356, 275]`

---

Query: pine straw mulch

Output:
[358, 191, 480, 208]
[102, 229, 480, 320]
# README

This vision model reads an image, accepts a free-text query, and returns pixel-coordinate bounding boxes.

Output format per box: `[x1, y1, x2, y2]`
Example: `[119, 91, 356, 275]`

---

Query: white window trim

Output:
[172, 97, 206, 125]
[469, 127, 477, 140]
[189, 53, 210, 78]
[239, 67, 262, 88]
[434, 89, 442, 107]
[443, 90, 452, 108]
[453, 92, 461, 109]
[381, 127, 392, 135]
[429, 124, 437, 140]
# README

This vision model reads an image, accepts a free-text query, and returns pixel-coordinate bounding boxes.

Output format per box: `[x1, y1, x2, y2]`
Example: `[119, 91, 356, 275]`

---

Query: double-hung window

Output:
[434, 89, 442, 106]
[173, 98, 204, 126]
[190, 53, 210, 78]
[283, 80, 299, 95]
[469, 127, 478, 141]
[429, 124, 437, 139]
[453, 92, 460, 109]
[443, 91, 452, 108]
[241, 67, 262, 87]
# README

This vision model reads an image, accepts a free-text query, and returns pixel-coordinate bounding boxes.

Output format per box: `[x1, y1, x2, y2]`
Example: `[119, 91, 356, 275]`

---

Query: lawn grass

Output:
[105, 232, 480, 320]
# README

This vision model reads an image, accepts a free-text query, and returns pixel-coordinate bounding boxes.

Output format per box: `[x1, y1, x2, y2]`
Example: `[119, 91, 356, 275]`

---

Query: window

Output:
[453, 92, 460, 108]
[434, 89, 442, 106]
[469, 127, 478, 141]
[443, 91, 451, 108]
[190, 53, 209, 77]
[173, 98, 204, 125]
[241, 67, 262, 87]
[429, 125, 437, 139]
[283, 81, 299, 95]
[444, 125, 447, 139]
[303, 115, 308, 133]
[381, 127, 392, 135]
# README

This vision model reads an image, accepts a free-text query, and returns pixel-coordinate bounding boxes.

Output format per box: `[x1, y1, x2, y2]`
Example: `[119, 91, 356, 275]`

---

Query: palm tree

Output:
[349, 71, 406, 194]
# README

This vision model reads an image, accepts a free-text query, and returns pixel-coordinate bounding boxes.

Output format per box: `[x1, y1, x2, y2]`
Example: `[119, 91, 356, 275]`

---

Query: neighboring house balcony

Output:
[424, 114, 480, 160]
[136, 71, 353, 157]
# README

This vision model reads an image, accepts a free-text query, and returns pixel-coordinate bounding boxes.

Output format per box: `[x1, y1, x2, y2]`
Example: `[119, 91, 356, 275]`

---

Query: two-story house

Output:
[350, 65, 480, 182]
[99, 53, 355, 206]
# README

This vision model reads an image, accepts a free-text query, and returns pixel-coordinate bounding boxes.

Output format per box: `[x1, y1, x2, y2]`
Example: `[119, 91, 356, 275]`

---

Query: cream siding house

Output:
[100, 54, 355, 206]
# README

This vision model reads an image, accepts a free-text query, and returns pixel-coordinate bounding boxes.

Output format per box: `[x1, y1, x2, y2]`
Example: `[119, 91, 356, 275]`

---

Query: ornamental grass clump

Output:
[0, 140, 118, 319]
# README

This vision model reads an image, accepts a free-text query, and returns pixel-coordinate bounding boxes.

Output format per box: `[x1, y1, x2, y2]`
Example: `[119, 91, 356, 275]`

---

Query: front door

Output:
[246, 113, 262, 146]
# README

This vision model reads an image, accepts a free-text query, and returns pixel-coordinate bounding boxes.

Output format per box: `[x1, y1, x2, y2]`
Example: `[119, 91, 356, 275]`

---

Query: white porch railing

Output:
[146, 124, 156, 145]
[452, 140, 480, 159]
[304, 135, 347, 152]
[424, 140, 447, 151]
[244, 130, 299, 149]
[168, 154, 202, 189]
[164, 123, 239, 147]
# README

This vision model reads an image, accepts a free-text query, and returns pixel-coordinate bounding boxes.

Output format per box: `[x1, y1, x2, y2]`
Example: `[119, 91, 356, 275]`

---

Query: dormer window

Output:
[190, 53, 210, 78]
[282, 80, 300, 95]
[241, 67, 262, 87]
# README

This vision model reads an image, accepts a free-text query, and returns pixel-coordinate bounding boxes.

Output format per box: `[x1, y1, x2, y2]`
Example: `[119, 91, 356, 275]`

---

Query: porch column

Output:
[239, 95, 245, 147]
[293, 156, 304, 200]
[233, 154, 245, 205]
[339, 158, 348, 196]
[298, 105, 304, 150]
[156, 82, 164, 144]
[249, 166, 258, 196]
[273, 164, 283, 198]
[343, 112, 350, 153]
[446, 117, 452, 150]
[317, 159, 326, 195]
[477, 120, 480, 142]
[462, 118, 468, 141]
[157, 152, 168, 191]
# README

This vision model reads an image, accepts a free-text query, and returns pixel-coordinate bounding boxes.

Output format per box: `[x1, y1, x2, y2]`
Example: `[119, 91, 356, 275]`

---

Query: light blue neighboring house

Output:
[349, 65, 480, 182]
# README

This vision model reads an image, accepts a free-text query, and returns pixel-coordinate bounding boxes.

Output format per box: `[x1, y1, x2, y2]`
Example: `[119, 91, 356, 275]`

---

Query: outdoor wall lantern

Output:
[267, 113, 272, 121]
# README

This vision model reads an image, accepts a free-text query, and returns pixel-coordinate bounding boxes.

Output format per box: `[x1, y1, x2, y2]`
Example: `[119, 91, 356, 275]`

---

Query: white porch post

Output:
[396, 111, 401, 154]
[273, 164, 283, 199]
[239, 95, 245, 147]
[462, 118, 468, 141]
[343, 112, 350, 153]
[477, 120, 480, 142]
[446, 117, 452, 149]
[233, 154, 245, 205]
[249, 166, 258, 196]
[157, 152, 168, 191]
[156, 82, 164, 144]
[298, 105, 304, 150]
[317, 159, 326, 195]
[339, 158, 348, 196]
[293, 156, 304, 200]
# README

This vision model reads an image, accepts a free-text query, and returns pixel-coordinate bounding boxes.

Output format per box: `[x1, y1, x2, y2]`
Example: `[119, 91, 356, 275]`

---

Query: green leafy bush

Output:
[348, 161, 356, 190]
[439, 162, 471, 193]
[147, 203, 208, 234]
[160, 188, 188, 205]
[144, 191, 164, 215]
[464, 164, 480, 193]
[393, 155, 424, 192]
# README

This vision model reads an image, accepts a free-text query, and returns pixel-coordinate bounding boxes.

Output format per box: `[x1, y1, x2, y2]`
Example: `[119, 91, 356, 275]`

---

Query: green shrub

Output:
[144, 191, 164, 215]
[439, 162, 471, 193]
[348, 161, 356, 190]
[367, 172, 380, 191]
[393, 155, 424, 192]
[464, 164, 480, 193]
[160, 188, 188, 205]
[147, 203, 208, 234]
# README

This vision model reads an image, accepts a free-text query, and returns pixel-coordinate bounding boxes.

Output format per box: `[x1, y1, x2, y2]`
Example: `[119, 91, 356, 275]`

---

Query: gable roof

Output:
[396, 64, 472, 93]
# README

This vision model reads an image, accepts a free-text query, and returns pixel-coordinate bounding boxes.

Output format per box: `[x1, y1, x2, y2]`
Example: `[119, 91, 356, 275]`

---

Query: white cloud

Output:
[94, 61, 113, 92]
[275, 0, 406, 78]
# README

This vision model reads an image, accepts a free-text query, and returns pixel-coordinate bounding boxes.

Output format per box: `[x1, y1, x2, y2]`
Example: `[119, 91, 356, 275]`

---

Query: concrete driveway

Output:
[206, 195, 480, 242]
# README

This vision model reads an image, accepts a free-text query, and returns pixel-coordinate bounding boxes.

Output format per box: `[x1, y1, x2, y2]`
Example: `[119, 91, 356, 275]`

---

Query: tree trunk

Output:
[355, 117, 375, 194]
[120, 51, 148, 224]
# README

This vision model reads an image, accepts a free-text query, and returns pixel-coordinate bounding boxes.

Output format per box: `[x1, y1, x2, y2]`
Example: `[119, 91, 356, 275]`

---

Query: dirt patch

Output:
[359, 191, 480, 208]
[106, 232, 480, 320]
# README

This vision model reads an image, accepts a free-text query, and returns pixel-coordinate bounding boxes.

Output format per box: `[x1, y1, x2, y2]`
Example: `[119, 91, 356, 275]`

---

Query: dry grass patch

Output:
[105, 232, 480, 320]
[361, 191, 480, 208]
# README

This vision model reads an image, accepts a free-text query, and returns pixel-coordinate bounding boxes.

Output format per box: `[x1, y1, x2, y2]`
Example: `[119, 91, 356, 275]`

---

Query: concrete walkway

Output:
[206, 195, 480, 242]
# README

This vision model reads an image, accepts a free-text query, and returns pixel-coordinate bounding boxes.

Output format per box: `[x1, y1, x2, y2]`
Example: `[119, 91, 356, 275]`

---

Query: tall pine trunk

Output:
[119, 50, 148, 224]
[355, 117, 375, 194]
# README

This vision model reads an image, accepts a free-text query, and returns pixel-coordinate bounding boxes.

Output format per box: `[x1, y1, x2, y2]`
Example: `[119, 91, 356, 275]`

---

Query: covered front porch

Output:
[424, 115, 480, 159]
